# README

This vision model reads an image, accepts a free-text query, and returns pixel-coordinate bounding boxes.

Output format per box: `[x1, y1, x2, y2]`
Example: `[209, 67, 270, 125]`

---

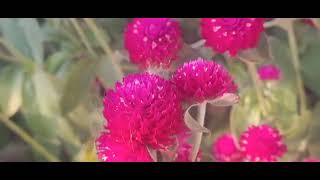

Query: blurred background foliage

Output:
[0, 18, 319, 162]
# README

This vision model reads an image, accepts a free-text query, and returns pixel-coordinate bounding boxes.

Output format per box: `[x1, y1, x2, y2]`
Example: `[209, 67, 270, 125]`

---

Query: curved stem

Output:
[0, 115, 60, 162]
[246, 62, 268, 118]
[287, 25, 308, 115]
[190, 102, 206, 162]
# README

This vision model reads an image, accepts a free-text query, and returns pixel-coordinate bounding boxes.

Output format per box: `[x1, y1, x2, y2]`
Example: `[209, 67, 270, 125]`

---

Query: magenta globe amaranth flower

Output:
[212, 133, 243, 162]
[201, 18, 265, 56]
[175, 131, 202, 162]
[103, 72, 184, 151]
[258, 64, 282, 81]
[96, 133, 152, 162]
[240, 124, 287, 162]
[124, 18, 183, 69]
[172, 58, 238, 103]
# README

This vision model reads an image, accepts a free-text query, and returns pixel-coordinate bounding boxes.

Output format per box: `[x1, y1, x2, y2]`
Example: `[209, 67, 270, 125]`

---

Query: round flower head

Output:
[302, 19, 315, 27]
[103, 72, 184, 150]
[303, 158, 320, 162]
[96, 133, 152, 162]
[201, 18, 264, 56]
[258, 64, 282, 81]
[175, 131, 202, 162]
[212, 133, 244, 162]
[172, 58, 238, 103]
[124, 18, 183, 69]
[240, 124, 287, 162]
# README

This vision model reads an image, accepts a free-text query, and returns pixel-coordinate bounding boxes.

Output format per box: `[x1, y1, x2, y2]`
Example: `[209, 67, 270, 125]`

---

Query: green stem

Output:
[287, 25, 308, 115]
[83, 18, 123, 76]
[69, 18, 97, 57]
[0, 115, 60, 162]
[246, 62, 268, 118]
[190, 102, 206, 162]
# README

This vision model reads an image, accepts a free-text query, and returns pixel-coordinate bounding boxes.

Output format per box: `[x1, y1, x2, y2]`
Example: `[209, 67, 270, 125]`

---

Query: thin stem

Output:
[0, 38, 32, 63]
[0, 115, 60, 162]
[246, 62, 268, 118]
[69, 18, 97, 57]
[287, 25, 308, 115]
[83, 18, 123, 76]
[190, 102, 206, 162]
[0, 53, 23, 64]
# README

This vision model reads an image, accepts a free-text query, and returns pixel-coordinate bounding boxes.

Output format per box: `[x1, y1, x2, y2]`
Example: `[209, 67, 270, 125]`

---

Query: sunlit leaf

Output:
[0, 65, 23, 117]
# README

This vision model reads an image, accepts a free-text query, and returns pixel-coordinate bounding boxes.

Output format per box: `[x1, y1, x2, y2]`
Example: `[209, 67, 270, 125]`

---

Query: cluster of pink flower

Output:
[213, 125, 287, 162]
[95, 18, 301, 162]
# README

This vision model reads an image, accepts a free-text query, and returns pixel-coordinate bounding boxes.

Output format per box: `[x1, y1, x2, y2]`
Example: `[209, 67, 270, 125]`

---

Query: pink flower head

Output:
[124, 18, 183, 69]
[240, 124, 287, 162]
[172, 58, 238, 103]
[96, 133, 152, 162]
[201, 18, 265, 56]
[258, 64, 282, 81]
[302, 19, 316, 27]
[103, 72, 184, 150]
[212, 133, 244, 162]
[175, 131, 202, 162]
[303, 158, 320, 162]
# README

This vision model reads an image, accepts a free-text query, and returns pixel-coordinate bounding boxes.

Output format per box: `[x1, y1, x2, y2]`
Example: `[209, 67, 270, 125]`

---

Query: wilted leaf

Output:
[146, 146, 158, 162]
[61, 59, 97, 115]
[238, 33, 272, 63]
[0, 65, 23, 117]
[184, 103, 210, 133]
[207, 93, 239, 107]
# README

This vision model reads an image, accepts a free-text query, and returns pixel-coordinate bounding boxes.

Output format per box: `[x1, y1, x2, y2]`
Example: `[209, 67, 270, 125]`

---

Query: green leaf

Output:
[61, 59, 97, 115]
[45, 51, 69, 74]
[18, 18, 44, 64]
[230, 88, 262, 138]
[238, 33, 272, 63]
[207, 93, 239, 107]
[0, 123, 11, 149]
[21, 69, 61, 137]
[268, 37, 296, 90]
[300, 41, 320, 96]
[0, 65, 23, 117]
[97, 56, 123, 88]
[308, 102, 320, 158]
[0, 19, 33, 60]
[0, 18, 44, 64]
